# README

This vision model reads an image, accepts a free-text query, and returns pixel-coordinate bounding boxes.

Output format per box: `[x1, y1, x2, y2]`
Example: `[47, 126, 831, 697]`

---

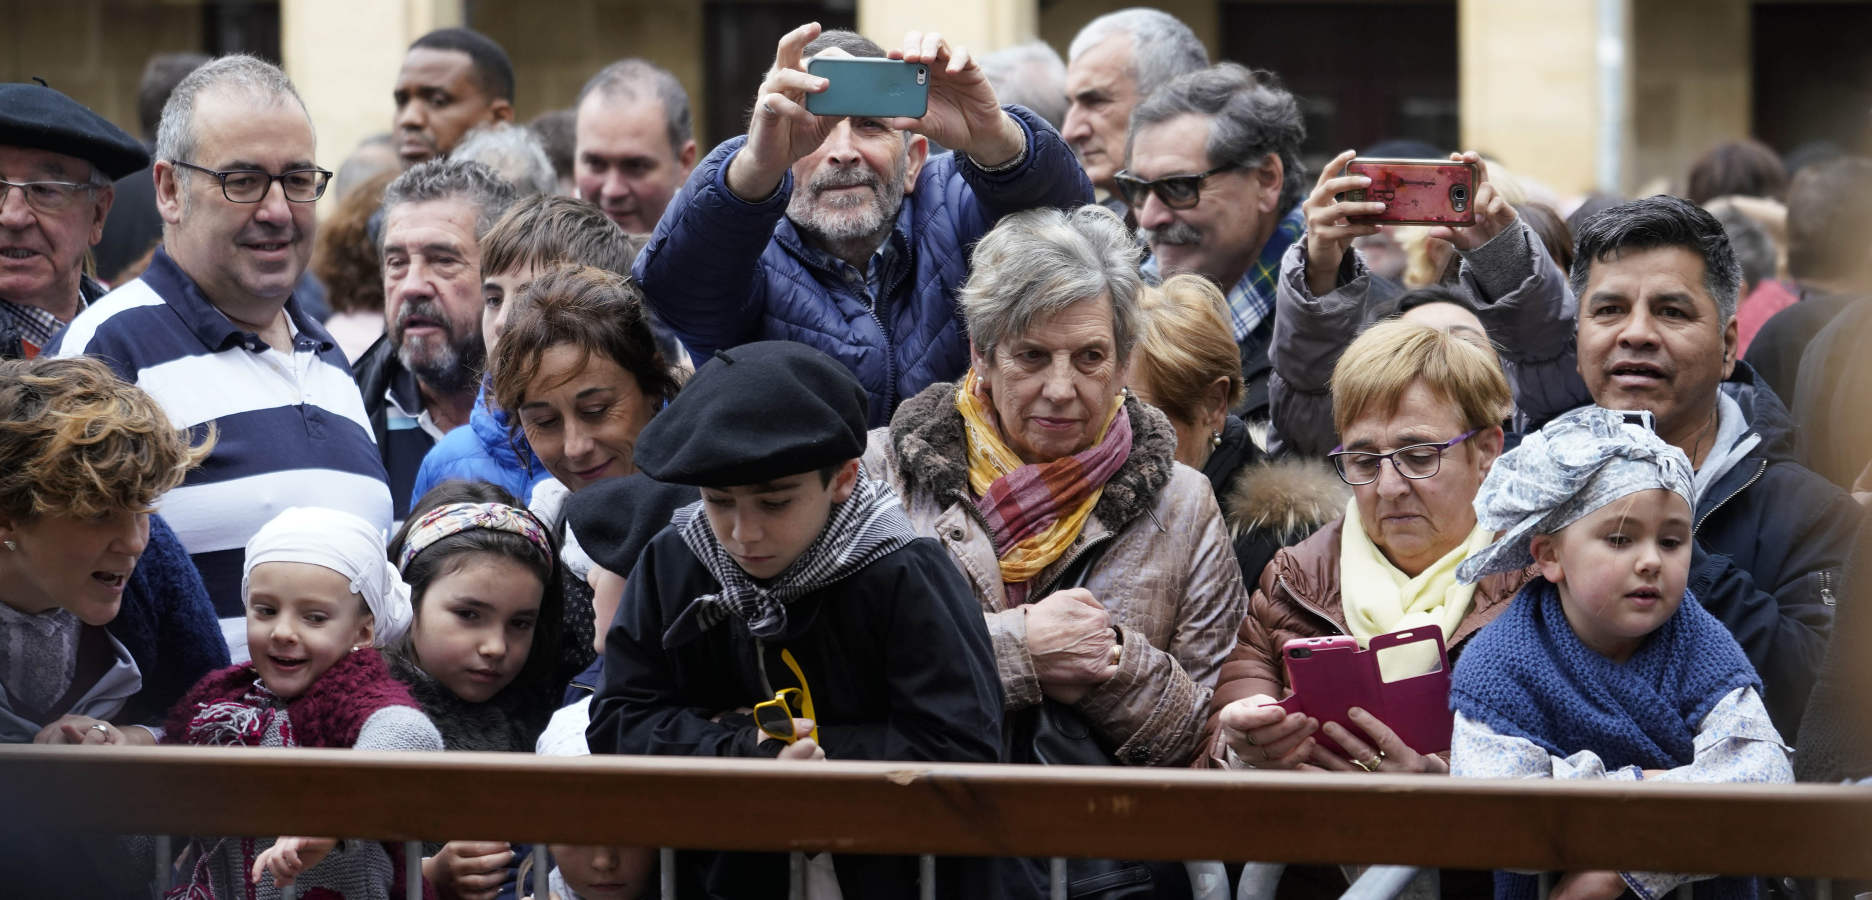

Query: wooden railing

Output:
[5, 745, 1870, 882]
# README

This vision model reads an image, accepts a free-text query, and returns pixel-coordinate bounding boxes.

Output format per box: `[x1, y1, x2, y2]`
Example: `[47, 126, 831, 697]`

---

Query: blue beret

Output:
[634, 342, 869, 488]
[0, 83, 149, 180]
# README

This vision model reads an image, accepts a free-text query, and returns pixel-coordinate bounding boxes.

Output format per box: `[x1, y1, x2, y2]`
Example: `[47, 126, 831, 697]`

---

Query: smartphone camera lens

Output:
[1450, 183, 1469, 212]
[1290, 648, 1313, 659]
[916, 66, 927, 85]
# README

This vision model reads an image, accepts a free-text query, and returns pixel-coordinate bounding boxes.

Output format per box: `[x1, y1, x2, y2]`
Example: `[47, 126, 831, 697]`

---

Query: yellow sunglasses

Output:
[752, 649, 820, 744]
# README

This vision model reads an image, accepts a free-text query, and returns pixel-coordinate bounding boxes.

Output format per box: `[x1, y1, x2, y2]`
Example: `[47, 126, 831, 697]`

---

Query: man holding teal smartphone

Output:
[631, 21, 1092, 429]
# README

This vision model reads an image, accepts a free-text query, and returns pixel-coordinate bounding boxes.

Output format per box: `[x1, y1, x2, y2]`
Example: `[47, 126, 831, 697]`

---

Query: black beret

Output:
[0, 83, 149, 180]
[634, 341, 868, 488]
[564, 473, 698, 576]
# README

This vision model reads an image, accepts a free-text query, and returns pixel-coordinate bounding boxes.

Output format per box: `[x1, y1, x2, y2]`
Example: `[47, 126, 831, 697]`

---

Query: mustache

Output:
[1140, 221, 1202, 247]
[806, 167, 881, 196]
[394, 299, 455, 337]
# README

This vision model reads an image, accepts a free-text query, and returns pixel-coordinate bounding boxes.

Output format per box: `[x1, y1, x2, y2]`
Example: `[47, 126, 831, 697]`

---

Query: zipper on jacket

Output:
[1276, 574, 1346, 636]
[1033, 533, 1117, 599]
[866, 301, 897, 413]
[1694, 458, 1768, 534]
[1819, 569, 1837, 607]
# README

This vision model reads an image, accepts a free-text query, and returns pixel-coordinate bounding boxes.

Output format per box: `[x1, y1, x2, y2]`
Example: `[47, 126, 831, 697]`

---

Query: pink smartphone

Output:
[1272, 627, 1454, 758]
[1339, 157, 1478, 226]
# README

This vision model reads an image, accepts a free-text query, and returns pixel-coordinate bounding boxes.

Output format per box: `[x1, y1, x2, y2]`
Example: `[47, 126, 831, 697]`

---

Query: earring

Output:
[3, 540, 14, 552]
[1210, 431, 1223, 449]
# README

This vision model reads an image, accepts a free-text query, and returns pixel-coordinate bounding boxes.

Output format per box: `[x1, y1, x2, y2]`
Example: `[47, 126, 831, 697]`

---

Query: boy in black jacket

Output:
[585, 341, 1005, 899]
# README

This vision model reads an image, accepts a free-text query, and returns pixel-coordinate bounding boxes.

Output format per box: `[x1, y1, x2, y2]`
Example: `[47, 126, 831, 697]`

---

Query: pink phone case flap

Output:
[1272, 626, 1454, 757]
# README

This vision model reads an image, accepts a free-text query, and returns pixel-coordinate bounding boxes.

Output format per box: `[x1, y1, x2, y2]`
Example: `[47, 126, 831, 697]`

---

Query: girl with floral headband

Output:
[162, 506, 442, 899]
[1449, 406, 1792, 900]
[385, 480, 565, 900]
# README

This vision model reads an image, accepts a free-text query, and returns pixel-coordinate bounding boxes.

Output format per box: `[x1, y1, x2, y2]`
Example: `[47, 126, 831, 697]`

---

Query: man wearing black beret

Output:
[585, 341, 1007, 899]
[0, 82, 149, 359]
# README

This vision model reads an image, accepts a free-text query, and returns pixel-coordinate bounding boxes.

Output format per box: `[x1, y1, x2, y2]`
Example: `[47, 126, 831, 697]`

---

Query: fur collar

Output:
[1222, 456, 1349, 545]
[887, 381, 1177, 528]
[386, 652, 547, 753]
[162, 648, 418, 749]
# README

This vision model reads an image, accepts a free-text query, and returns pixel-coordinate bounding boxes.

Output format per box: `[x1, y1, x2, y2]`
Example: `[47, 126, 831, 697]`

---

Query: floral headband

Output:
[397, 502, 554, 573]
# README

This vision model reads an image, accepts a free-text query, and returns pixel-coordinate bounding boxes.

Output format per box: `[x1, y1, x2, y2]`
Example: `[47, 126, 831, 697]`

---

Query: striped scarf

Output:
[957, 372, 1131, 604]
[662, 472, 916, 646]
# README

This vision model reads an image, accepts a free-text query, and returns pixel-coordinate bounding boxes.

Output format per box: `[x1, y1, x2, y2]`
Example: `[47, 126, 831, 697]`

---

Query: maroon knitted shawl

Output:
[162, 648, 420, 749]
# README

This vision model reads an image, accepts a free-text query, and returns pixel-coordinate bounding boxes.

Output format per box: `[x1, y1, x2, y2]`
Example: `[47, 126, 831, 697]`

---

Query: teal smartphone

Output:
[804, 57, 930, 119]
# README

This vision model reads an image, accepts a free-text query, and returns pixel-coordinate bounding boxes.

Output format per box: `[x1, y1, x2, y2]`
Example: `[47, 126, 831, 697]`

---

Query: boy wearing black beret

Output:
[585, 341, 1006, 899]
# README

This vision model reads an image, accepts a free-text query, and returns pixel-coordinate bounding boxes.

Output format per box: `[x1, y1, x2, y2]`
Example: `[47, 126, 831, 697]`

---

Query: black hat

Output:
[565, 474, 699, 576]
[634, 341, 869, 488]
[0, 83, 150, 180]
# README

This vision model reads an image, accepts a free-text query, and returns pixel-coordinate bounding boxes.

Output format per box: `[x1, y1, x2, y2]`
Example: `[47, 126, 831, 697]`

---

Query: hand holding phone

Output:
[1272, 627, 1454, 758]
[805, 57, 929, 118]
[1336, 158, 1479, 227]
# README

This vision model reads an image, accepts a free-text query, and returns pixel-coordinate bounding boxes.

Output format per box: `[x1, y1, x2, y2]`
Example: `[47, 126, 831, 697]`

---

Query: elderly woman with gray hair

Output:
[864, 205, 1249, 768]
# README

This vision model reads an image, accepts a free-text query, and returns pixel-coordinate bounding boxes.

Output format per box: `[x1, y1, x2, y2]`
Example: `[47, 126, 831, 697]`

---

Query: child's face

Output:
[548, 844, 655, 899]
[246, 562, 377, 701]
[1531, 488, 1692, 662]
[698, 461, 859, 581]
[409, 552, 544, 702]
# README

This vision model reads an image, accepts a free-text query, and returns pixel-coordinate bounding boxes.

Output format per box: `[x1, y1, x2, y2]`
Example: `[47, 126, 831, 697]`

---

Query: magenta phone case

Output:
[1272, 627, 1454, 757]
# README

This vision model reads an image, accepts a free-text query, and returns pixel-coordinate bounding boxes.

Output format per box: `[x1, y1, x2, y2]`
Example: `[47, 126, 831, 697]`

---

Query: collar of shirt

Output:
[140, 247, 335, 356]
[0, 297, 64, 352]
[1141, 203, 1306, 343]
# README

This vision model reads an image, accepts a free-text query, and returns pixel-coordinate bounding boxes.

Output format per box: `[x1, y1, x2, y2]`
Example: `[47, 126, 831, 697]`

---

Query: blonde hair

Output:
[0, 357, 213, 522]
[1331, 319, 1511, 440]
[1131, 274, 1243, 425]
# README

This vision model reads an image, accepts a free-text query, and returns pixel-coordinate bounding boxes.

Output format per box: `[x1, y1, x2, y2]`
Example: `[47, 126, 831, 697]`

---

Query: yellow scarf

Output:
[955, 371, 1125, 586]
[1338, 496, 1496, 680]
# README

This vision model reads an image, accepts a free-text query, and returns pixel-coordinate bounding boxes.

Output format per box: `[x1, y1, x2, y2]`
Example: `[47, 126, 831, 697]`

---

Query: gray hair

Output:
[154, 54, 311, 176]
[1067, 8, 1208, 101]
[451, 123, 556, 196]
[379, 158, 519, 252]
[980, 42, 1068, 130]
[576, 59, 694, 156]
[961, 205, 1143, 362]
[1127, 63, 1307, 216]
[1705, 199, 1776, 293]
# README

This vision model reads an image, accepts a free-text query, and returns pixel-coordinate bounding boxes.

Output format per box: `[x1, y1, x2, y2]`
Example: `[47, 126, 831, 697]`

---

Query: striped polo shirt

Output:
[49, 248, 392, 658]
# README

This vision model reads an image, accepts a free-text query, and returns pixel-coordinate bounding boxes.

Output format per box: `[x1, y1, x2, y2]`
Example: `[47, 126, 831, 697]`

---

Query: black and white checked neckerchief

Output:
[662, 473, 916, 647]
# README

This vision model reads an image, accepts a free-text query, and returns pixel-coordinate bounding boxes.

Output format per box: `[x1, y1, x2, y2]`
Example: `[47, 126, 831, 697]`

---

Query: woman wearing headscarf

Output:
[864, 206, 1249, 769]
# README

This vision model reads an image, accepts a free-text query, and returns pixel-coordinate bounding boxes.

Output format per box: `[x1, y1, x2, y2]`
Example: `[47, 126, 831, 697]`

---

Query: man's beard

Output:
[787, 154, 907, 252]
[395, 300, 485, 396]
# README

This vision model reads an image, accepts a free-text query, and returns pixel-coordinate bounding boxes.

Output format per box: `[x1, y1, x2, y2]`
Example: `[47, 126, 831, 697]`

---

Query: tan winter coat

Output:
[865, 383, 1250, 767]
[1195, 516, 1533, 767]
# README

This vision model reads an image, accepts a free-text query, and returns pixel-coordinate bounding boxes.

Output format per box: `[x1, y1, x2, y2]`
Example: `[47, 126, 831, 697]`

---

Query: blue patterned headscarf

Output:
[1456, 407, 1694, 584]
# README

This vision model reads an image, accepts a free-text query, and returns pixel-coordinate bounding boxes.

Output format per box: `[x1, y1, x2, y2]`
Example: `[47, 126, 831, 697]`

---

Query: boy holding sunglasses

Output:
[587, 341, 1005, 898]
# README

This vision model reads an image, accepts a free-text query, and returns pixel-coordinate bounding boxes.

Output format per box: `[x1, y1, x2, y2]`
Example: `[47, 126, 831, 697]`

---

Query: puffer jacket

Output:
[1690, 362, 1860, 737]
[634, 105, 1093, 428]
[1197, 516, 1532, 767]
[1268, 220, 1592, 456]
[864, 382, 1249, 767]
[409, 385, 549, 507]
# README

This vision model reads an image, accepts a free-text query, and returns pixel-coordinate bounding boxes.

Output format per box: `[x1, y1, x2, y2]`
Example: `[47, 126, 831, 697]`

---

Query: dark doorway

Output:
[1752, 3, 1872, 162]
[1220, 1, 1458, 175]
[704, 1, 858, 150]
[202, 1, 281, 63]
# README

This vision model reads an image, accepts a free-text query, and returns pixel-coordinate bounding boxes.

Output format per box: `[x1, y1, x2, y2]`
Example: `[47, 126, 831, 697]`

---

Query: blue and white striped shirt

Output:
[49, 248, 392, 657]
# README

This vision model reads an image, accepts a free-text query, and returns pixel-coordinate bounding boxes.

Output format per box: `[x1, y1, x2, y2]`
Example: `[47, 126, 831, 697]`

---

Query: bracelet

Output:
[970, 139, 1028, 174]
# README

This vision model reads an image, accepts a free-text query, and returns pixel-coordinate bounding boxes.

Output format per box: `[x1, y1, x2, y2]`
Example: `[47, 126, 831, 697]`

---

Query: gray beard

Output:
[397, 331, 485, 397]
[786, 161, 907, 264]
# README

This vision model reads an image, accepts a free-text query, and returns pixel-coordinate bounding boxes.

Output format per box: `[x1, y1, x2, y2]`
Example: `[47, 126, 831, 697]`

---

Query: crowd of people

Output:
[1, 6, 1868, 899]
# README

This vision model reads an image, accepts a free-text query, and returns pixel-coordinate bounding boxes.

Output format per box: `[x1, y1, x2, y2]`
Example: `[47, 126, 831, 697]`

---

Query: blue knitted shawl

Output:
[1452, 579, 1762, 900]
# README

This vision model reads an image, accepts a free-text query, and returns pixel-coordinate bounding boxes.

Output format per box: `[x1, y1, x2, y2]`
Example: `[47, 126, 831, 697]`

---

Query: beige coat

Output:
[864, 383, 1249, 766]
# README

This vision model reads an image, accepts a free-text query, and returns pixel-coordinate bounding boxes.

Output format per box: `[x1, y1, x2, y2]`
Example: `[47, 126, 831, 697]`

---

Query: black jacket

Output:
[1688, 362, 1860, 738]
[588, 528, 1005, 899]
[350, 335, 432, 520]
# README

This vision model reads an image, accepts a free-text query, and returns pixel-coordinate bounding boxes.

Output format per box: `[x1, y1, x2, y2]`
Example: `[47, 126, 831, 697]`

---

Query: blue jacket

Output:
[113, 514, 230, 727]
[411, 386, 550, 508]
[1688, 362, 1860, 738]
[633, 105, 1093, 426]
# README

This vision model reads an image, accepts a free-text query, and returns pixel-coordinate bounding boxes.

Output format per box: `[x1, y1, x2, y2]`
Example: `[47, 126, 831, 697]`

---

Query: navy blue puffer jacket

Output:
[633, 105, 1093, 427]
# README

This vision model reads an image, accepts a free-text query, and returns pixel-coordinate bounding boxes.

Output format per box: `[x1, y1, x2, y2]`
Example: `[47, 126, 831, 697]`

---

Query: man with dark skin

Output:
[392, 28, 515, 168]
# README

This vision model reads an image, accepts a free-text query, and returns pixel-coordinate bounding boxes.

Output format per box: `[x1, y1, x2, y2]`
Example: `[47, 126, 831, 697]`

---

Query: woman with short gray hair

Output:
[865, 205, 1248, 770]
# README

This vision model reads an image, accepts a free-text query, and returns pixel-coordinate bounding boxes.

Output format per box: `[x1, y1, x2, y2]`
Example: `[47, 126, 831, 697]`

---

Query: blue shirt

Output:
[48, 248, 392, 638]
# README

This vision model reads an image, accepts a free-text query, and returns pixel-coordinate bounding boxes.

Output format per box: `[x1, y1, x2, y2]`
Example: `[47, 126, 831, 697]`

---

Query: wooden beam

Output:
[4, 746, 1868, 879]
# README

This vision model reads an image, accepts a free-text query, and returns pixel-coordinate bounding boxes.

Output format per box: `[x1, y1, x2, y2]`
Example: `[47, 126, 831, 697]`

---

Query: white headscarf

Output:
[241, 507, 414, 647]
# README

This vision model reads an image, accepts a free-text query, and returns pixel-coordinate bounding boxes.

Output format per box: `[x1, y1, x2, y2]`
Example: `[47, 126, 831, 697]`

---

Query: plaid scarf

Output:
[662, 472, 916, 646]
[1142, 203, 1304, 343]
[957, 372, 1132, 604]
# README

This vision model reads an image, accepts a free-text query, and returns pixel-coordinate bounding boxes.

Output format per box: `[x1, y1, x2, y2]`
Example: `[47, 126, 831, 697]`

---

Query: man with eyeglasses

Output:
[1121, 63, 1307, 423]
[0, 82, 149, 360]
[50, 55, 393, 661]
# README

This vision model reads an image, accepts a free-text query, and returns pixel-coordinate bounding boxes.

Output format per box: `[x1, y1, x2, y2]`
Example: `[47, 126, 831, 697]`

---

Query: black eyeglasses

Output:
[0, 178, 101, 214]
[170, 160, 332, 203]
[1328, 430, 1479, 486]
[1112, 163, 1242, 210]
